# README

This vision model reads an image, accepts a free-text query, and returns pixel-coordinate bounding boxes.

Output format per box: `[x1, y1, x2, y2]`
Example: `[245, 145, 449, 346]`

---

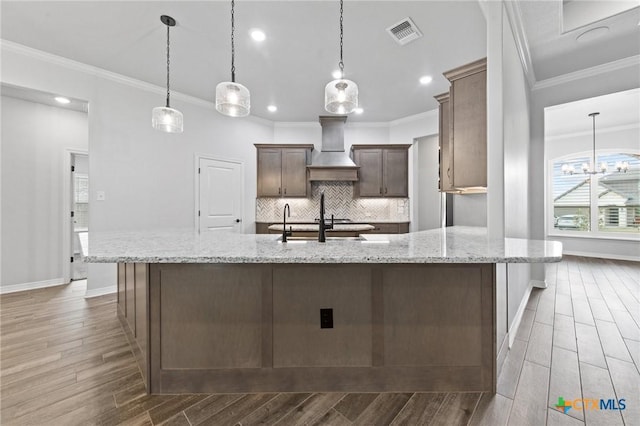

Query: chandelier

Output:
[561, 112, 628, 175]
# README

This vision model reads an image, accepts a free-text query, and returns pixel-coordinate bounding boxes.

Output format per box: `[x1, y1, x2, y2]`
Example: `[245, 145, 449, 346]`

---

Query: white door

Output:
[198, 157, 243, 232]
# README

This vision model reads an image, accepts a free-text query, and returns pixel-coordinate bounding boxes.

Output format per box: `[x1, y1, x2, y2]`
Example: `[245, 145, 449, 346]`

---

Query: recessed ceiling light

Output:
[332, 70, 343, 79]
[55, 96, 71, 104]
[419, 75, 433, 85]
[354, 107, 363, 114]
[250, 29, 266, 42]
[267, 105, 277, 112]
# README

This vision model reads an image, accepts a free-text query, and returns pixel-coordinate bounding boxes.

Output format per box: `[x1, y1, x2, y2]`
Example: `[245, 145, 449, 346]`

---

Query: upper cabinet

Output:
[255, 144, 314, 197]
[434, 91, 453, 192]
[442, 57, 487, 192]
[351, 145, 411, 197]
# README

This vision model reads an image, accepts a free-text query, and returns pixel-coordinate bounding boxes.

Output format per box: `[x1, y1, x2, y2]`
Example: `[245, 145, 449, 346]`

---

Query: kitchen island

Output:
[87, 227, 561, 395]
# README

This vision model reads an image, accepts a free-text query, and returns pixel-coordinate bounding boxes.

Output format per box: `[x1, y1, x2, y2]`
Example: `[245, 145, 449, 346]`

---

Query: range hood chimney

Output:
[307, 115, 359, 181]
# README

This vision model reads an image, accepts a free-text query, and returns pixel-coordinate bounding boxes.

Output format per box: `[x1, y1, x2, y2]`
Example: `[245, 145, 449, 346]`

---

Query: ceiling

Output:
[545, 88, 640, 137]
[518, 1, 640, 81]
[1, 83, 89, 113]
[0, 1, 487, 122]
[1, 1, 638, 122]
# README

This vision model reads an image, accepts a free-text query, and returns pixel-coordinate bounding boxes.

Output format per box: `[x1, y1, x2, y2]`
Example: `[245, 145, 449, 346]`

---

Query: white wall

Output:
[390, 111, 439, 231]
[415, 135, 441, 231]
[1, 96, 88, 290]
[452, 195, 487, 226]
[1, 43, 274, 295]
[501, 7, 533, 330]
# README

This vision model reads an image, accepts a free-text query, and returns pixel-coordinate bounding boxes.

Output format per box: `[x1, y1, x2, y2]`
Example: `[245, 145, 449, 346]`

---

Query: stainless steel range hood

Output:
[307, 116, 359, 181]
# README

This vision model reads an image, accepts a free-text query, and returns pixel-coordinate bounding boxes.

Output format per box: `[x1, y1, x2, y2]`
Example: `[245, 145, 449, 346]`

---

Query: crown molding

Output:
[545, 123, 640, 141]
[533, 55, 640, 91]
[503, 0, 536, 89]
[0, 39, 274, 127]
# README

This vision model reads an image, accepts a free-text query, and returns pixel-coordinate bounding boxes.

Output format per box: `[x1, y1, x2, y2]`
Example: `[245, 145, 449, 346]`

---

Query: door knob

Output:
[235, 219, 241, 223]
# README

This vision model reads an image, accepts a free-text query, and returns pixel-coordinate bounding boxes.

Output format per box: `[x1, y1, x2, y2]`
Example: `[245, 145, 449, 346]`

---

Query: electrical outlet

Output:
[320, 308, 333, 329]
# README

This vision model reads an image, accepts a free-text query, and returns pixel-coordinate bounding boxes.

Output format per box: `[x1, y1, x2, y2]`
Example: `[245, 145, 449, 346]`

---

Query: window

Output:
[551, 152, 639, 236]
[74, 173, 89, 230]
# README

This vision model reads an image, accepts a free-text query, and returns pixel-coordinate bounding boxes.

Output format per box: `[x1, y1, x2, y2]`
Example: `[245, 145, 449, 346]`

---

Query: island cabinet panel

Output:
[121, 262, 495, 394]
[383, 266, 483, 366]
[154, 264, 263, 369]
[117, 263, 126, 314]
[125, 263, 136, 334]
[117, 263, 149, 387]
[272, 265, 372, 367]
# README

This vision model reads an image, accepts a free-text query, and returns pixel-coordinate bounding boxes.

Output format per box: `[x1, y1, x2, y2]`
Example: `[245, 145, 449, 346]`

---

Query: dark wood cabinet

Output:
[443, 58, 487, 191]
[255, 144, 313, 197]
[351, 145, 410, 197]
[434, 91, 454, 192]
[363, 222, 410, 234]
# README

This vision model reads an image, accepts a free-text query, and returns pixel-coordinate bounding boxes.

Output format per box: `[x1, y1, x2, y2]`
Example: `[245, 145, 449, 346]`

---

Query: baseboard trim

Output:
[530, 279, 547, 289]
[564, 251, 640, 262]
[508, 280, 534, 348]
[0, 278, 67, 294]
[84, 285, 117, 299]
[497, 333, 509, 378]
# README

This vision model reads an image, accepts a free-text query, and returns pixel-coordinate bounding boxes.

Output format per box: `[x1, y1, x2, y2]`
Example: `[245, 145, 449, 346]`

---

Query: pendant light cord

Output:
[338, 0, 344, 75]
[166, 23, 171, 108]
[231, 0, 236, 82]
[592, 113, 596, 170]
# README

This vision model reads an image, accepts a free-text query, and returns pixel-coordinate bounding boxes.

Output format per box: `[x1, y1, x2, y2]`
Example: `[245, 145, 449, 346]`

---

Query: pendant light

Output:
[216, 0, 250, 117]
[325, 0, 358, 114]
[152, 15, 183, 133]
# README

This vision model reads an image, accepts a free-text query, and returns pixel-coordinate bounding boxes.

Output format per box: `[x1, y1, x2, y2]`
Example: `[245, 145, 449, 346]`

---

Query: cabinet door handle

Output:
[447, 168, 451, 178]
[385, 187, 388, 194]
[284, 188, 287, 195]
[278, 187, 281, 195]
[380, 187, 383, 195]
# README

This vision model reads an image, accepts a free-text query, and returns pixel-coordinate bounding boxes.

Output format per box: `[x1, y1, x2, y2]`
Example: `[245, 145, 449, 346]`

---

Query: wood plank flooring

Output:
[1, 256, 638, 425]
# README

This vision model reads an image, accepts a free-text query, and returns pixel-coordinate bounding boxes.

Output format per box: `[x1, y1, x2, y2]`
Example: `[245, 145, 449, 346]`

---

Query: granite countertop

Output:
[86, 226, 562, 264]
[268, 224, 375, 232]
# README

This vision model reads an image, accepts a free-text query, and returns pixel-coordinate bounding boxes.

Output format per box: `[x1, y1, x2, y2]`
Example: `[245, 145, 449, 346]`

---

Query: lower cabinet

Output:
[120, 262, 495, 394]
[362, 222, 410, 234]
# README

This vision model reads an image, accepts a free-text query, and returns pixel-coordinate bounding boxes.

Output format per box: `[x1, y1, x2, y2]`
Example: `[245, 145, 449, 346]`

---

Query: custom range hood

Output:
[307, 116, 359, 181]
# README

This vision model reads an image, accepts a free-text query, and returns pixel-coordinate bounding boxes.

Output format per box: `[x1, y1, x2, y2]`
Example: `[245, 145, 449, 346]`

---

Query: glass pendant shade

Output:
[216, 82, 250, 117]
[324, 78, 358, 114]
[152, 106, 183, 133]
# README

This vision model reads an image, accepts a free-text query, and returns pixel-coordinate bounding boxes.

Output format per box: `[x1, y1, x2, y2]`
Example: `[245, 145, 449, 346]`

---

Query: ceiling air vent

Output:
[386, 17, 423, 46]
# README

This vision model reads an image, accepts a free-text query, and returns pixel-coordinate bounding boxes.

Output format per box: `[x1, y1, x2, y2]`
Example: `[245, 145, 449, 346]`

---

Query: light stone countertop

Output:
[268, 224, 375, 232]
[86, 226, 562, 264]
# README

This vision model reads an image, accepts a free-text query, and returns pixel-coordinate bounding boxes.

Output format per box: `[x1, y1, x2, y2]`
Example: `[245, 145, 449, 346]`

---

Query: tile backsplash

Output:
[256, 182, 410, 222]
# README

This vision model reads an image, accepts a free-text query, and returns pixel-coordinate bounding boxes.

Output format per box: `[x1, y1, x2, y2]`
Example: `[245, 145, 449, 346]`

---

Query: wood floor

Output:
[1, 256, 638, 425]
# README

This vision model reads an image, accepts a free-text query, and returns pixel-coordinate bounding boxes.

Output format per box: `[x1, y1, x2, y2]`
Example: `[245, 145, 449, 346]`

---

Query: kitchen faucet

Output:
[318, 191, 334, 243]
[282, 204, 292, 243]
